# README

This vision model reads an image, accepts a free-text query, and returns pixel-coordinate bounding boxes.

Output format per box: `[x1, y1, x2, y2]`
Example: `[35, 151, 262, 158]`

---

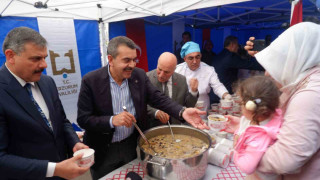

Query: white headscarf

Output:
[255, 22, 320, 91]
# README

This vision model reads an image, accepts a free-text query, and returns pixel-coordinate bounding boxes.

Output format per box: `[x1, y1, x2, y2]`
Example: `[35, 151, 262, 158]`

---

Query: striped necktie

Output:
[25, 83, 52, 130]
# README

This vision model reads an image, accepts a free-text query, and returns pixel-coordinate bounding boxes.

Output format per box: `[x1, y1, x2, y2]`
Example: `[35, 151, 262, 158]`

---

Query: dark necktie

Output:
[25, 83, 52, 130]
[163, 82, 169, 97]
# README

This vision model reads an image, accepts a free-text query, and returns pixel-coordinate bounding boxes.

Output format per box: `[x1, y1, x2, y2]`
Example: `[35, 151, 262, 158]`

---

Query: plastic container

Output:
[214, 143, 234, 162]
[73, 148, 95, 167]
[207, 114, 227, 132]
[195, 100, 205, 110]
[220, 99, 233, 110]
[207, 148, 230, 168]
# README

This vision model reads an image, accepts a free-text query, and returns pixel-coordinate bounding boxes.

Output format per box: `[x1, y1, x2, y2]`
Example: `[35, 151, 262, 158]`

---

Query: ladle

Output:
[167, 121, 181, 143]
[123, 106, 158, 156]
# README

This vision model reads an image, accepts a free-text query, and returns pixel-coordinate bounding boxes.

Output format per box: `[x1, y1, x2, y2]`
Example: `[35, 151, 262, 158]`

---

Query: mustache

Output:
[34, 69, 45, 73]
[124, 67, 134, 71]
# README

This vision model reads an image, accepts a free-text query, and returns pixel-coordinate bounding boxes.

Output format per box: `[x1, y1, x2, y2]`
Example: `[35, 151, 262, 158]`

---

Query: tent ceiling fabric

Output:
[144, 0, 320, 29]
[1, 0, 319, 29]
[0, 0, 251, 22]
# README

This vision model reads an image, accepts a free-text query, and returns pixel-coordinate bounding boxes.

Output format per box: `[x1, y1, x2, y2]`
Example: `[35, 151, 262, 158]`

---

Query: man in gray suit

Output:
[147, 52, 199, 127]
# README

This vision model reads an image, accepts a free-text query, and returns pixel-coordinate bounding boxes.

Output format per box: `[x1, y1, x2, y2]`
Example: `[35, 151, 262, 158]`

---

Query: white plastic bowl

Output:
[207, 114, 227, 132]
[73, 148, 95, 167]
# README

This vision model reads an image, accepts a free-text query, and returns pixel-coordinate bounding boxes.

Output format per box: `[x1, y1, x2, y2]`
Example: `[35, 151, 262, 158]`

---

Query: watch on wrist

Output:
[179, 107, 186, 122]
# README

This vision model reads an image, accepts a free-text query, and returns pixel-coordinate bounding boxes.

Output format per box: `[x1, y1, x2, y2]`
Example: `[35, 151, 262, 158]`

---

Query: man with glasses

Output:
[175, 41, 231, 111]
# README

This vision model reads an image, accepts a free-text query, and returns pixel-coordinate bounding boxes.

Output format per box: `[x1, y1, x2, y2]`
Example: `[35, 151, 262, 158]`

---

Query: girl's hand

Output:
[223, 115, 240, 133]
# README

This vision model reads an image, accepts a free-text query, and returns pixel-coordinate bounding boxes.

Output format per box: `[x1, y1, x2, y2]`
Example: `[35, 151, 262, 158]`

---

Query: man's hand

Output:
[189, 78, 198, 92]
[182, 108, 209, 130]
[54, 154, 90, 179]
[244, 37, 259, 57]
[222, 93, 232, 100]
[112, 111, 136, 127]
[72, 142, 89, 153]
[155, 110, 170, 124]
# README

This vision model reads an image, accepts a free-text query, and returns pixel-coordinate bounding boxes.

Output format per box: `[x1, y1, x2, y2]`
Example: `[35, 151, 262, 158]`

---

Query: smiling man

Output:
[146, 52, 198, 127]
[77, 36, 208, 179]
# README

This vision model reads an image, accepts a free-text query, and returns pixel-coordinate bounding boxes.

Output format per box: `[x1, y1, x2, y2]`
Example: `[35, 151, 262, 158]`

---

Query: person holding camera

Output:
[211, 36, 264, 102]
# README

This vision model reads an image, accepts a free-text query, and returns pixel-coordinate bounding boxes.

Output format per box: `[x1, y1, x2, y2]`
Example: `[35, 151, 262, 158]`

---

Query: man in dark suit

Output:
[77, 36, 208, 180]
[147, 52, 198, 127]
[0, 27, 90, 180]
[212, 36, 264, 99]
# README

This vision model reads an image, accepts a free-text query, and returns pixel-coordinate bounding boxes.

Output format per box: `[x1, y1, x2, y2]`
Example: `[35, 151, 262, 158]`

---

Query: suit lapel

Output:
[100, 67, 113, 114]
[128, 71, 141, 126]
[171, 73, 178, 100]
[153, 71, 163, 92]
[1, 67, 52, 133]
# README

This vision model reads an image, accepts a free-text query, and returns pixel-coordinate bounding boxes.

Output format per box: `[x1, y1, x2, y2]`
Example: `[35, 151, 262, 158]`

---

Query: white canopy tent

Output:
[1, 0, 251, 22]
[2, 0, 318, 65]
[0, 0, 251, 65]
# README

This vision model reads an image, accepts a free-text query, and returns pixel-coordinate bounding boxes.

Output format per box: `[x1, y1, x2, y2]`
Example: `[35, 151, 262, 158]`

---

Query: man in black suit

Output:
[77, 36, 208, 179]
[0, 27, 89, 179]
[213, 36, 264, 96]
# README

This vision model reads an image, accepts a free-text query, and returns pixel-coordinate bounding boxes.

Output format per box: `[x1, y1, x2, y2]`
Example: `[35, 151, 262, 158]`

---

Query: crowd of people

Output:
[1, 21, 320, 180]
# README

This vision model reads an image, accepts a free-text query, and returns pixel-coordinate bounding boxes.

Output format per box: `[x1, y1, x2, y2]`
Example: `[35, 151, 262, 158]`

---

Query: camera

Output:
[251, 39, 266, 51]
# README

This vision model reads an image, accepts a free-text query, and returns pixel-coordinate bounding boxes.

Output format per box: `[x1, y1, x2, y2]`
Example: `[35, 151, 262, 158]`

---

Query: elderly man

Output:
[77, 36, 208, 179]
[147, 52, 198, 127]
[175, 41, 231, 111]
[0, 27, 89, 180]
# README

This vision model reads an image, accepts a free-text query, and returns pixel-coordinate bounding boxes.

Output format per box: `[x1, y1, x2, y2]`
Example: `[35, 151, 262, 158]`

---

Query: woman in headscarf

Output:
[227, 22, 320, 179]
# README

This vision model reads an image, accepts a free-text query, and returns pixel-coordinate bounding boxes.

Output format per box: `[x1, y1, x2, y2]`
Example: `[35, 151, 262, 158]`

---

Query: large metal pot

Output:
[138, 125, 211, 180]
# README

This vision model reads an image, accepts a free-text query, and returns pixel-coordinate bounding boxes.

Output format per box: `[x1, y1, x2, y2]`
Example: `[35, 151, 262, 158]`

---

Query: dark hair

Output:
[224, 35, 238, 48]
[237, 76, 280, 125]
[182, 31, 191, 38]
[2, 27, 47, 54]
[107, 36, 137, 58]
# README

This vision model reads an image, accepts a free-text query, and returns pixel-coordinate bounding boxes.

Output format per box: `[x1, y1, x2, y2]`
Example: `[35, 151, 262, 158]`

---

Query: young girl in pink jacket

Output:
[230, 76, 282, 180]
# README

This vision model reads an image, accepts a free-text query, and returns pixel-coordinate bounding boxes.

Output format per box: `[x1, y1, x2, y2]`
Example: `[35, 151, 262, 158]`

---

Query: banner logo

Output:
[49, 49, 76, 75]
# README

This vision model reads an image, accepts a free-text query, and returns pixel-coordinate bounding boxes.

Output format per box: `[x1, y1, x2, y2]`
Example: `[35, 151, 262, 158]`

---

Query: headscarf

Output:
[180, 41, 200, 58]
[255, 22, 320, 91]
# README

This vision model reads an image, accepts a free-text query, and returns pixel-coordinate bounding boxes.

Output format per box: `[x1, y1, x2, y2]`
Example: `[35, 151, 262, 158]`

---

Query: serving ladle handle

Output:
[123, 106, 158, 156]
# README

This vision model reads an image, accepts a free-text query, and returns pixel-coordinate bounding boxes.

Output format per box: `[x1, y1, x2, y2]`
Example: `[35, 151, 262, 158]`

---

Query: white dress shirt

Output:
[175, 62, 228, 111]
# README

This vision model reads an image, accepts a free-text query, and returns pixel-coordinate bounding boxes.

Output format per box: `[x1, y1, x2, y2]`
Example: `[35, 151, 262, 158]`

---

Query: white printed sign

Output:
[38, 17, 82, 124]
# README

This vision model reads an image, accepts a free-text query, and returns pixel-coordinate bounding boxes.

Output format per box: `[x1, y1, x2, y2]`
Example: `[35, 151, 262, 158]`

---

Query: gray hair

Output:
[2, 27, 47, 55]
[107, 36, 137, 58]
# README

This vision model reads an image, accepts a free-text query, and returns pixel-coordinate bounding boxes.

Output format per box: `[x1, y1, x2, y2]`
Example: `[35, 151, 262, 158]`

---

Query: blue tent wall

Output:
[109, 21, 285, 72]
[211, 29, 224, 54]
[74, 19, 101, 76]
[0, 16, 101, 77]
[145, 24, 172, 71]
[109, 21, 126, 38]
[0, 16, 40, 68]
